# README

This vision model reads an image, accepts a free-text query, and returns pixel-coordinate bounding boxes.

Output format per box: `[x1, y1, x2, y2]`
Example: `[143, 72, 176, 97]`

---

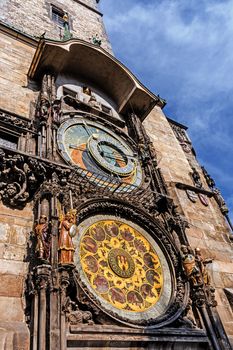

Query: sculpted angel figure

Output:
[58, 209, 78, 264]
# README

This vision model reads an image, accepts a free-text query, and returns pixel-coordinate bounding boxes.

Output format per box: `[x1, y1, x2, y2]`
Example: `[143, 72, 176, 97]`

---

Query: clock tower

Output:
[0, 1, 232, 349]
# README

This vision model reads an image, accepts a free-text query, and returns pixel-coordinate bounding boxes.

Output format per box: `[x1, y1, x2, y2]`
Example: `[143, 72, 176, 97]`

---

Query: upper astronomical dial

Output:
[57, 117, 142, 190]
[87, 133, 136, 176]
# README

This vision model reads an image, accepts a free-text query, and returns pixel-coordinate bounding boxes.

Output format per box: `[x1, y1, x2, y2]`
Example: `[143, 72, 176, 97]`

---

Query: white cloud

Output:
[100, 0, 233, 220]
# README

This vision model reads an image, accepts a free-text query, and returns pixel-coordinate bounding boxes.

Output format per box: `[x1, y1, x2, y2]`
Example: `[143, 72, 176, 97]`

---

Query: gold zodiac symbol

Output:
[117, 255, 129, 271]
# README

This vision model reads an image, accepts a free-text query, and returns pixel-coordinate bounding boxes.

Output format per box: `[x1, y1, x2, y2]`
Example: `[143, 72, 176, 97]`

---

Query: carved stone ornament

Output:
[191, 167, 203, 189]
[0, 109, 34, 131]
[177, 298, 197, 329]
[201, 166, 215, 189]
[198, 193, 208, 207]
[180, 142, 192, 153]
[213, 188, 229, 214]
[64, 297, 94, 325]
[0, 148, 46, 208]
[186, 190, 198, 203]
[170, 123, 193, 154]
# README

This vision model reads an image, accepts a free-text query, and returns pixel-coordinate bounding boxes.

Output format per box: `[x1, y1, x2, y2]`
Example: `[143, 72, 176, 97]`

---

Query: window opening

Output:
[51, 5, 66, 27]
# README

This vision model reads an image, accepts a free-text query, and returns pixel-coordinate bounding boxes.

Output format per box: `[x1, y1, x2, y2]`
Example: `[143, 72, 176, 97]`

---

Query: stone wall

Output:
[0, 202, 33, 350]
[0, 31, 35, 349]
[0, 32, 36, 117]
[0, 0, 112, 53]
[144, 106, 233, 343]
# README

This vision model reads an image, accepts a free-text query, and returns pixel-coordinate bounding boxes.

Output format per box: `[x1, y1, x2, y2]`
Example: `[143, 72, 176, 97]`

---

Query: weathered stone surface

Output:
[1, 243, 26, 261]
[0, 202, 33, 334]
[0, 274, 24, 297]
[0, 259, 28, 275]
[0, 0, 112, 53]
[0, 296, 25, 322]
[144, 105, 233, 338]
[0, 33, 36, 117]
[0, 321, 29, 350]
[0, 223, 10, 243]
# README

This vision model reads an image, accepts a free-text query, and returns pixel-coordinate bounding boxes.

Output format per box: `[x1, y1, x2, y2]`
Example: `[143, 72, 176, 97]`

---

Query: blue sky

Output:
[100, 0, 233, 222]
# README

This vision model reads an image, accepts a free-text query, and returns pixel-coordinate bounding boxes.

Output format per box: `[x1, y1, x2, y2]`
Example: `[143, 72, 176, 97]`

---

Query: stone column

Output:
[59, 268, 70, 350]
[35, 265, 51, 350]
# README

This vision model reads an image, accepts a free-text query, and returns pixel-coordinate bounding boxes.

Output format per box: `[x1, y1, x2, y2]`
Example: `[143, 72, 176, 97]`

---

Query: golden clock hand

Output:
[69, 144, 86, 151]
[100, 151, 136, 163]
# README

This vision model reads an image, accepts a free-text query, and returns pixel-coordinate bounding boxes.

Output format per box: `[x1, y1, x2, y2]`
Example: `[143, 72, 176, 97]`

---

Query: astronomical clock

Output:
[53, 97, 178, 328]
[57, 117, 142, 190]
[17, 38, 222, 349]
[0, 5, 228, 349]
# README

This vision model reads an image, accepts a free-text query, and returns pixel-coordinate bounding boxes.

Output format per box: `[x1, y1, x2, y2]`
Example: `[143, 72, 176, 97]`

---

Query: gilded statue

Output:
[58, 209, 78, 264]
[35, 215, 51, 261]
[195, 248, 212, 285]
[181, 245, 201, 286]
[181, 245, 214, 289]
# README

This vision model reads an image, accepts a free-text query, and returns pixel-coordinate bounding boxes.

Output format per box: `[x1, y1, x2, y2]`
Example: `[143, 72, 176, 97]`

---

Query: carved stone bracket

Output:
[0, 148, 46, 207]
[0, 108, 35, 133]
[35, 264, 52, 290]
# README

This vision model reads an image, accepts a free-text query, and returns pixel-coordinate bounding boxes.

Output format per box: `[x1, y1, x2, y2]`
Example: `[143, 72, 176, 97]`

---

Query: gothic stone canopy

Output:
[28, 38, 162, 119]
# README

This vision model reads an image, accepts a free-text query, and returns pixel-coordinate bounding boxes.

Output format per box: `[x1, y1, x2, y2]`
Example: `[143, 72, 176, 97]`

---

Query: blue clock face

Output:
[57, 117, 142, 191]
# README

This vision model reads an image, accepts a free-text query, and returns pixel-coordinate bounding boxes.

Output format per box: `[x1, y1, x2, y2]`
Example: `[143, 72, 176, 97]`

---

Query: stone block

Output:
[2, 244, 26, 261]
[0, 274, 23, 297]
[0, 321, 29, 350]
[216, 304, 233, 325]
[0, 296, 24, 322]
[221, 273, 233, 288]
[0, 260, 27, 276]
[0, 223, 10, 243]
[8, 225, 29, 246]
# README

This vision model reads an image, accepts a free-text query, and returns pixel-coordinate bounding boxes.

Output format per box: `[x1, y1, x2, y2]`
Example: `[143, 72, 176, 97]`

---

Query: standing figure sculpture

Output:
[35, 215, 51, 261]
[195, 248, 212, 286]
[58, 209, 78, 264]
[181, 245, 201, 286]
